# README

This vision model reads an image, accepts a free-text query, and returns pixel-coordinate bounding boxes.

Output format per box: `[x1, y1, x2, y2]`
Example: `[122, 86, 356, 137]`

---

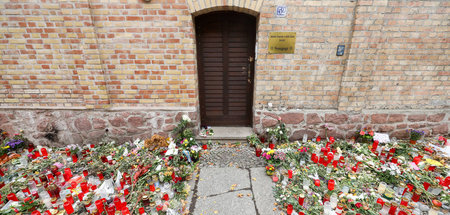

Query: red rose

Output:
[355, 202, 362, 208]
[156, 205, 163, 211]
[162, 193, 169, 201]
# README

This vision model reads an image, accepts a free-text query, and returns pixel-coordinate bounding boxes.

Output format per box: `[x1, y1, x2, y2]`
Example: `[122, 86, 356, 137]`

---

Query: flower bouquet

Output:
[356, 126, 374, 143]
[408, 129, 424, 144]
[266, 164, 275, 176]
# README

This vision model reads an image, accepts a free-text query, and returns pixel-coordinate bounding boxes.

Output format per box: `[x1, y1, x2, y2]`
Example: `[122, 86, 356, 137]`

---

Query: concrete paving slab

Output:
[192, 189, 256, 215]
[197, 167, 250, 197]
[250, 167, 278, 215]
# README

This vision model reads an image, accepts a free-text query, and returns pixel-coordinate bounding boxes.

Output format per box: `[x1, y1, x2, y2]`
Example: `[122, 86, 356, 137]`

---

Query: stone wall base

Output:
[0, 110, 199, 147]
[1, 109, 448, 146]
[253, 110, 449, 141]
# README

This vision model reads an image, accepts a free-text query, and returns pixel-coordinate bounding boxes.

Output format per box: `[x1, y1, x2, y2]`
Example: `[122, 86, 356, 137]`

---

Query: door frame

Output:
[194, 11, 257, 127]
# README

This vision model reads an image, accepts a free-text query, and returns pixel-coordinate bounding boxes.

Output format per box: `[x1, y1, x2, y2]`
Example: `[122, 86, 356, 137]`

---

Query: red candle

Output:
[150, 184, 155, 192]
[269, 143, 275, 149]
[287, 204, 293, 215]
[316, 136, 321, 142]
[114, 197, 122, 210]
[72, 155, 78, 163]
[332, 160, 338, 168]
[80, 182, 89, 193]
[298, 193, 305, 206]
[121, 207, 131, 215]
[288, 170, 293, 179]
[78, 193, 84, 201]
[64, 168, 72, 178]
[95, 199, 104, 213]
[139, 207, 145, 214]
[411, 190, 421, 202]
[389, 148, 396, 154]
[47, 174, 54, 181]
[41, 148, 48, 157]
[328, 179, 335, 191]
[107, 205, 116, 215]
[7, 193, 18, 201]
[327, 152, 334, 161]
[391, 157, 398, 164]
[63, 201, 74, 214]
[124, 188, 129, 196]
[91, 185, 97, 191]
[372, 140, 379, 151]
[83, 170, 88, 177]
[0, 169, 4, 177]
[202, 144, 208, 150]
[97, 172, 104, 180]
[34, 150, 41, 157]
[31, 211, 41, 215]
[66, 194, 74, 204]
[388, 203, 397, 215]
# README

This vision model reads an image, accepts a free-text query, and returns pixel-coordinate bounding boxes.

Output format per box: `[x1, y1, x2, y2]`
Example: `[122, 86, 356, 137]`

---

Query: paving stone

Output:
[192, 189, 256, 215]
[199, 144, 265, 168]
[197, 167, 250, 197]
[250, 167, 278, 215]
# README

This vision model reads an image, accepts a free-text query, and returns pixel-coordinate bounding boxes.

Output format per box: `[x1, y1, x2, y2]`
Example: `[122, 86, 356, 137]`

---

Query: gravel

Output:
[198, 142, 265, 168]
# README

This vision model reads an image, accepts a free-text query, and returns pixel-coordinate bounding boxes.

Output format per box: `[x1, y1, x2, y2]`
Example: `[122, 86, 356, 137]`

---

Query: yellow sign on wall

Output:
[268, 32, 296, 54]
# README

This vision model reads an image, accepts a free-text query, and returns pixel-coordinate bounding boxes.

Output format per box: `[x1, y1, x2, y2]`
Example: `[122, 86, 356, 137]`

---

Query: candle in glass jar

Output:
[121, 207, 131, 215]
[298, 193, 305, 206]
[411, 189, 422, 202]
[400, 197, 408, 207]
[107, 205, 116, 215]
[7, 193, 18, 201]
[41, 148, 48, 157]
[95, 199, 104, 213]
[63, 201, 74, 214]
[64, 168, 72, 178]
[31, 211, 41, 215]
[97, 171, 104, 180]
[378, 182, 387, 194]
[80, 182, 89, 193]
[372, 140, 379, 151]
[66, 194, 74, 204]
[114, 197, 122, 210]
[388, 202, 398, 215]
[72, 155, 78, 163]
[286, 204, 293, 215]
[328, 179, 335, 191]
[288, 170, 293, 179]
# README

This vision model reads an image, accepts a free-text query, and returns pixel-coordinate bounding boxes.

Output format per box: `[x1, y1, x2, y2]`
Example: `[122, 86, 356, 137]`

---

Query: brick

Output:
[280, 113, 304, 124]
[371, 114, 388, 124]
[408, 114, 426, 122]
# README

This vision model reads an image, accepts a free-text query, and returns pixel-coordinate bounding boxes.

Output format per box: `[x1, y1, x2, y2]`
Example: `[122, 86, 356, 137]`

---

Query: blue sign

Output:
[276, 5, 287, 17]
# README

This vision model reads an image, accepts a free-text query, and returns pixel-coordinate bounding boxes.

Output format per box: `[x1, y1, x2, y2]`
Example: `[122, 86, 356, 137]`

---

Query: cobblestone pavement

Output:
[198, 143, 265, 169]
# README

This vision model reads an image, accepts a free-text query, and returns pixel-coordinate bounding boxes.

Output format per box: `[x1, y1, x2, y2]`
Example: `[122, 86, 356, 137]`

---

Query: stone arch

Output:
[187, 0, 264, 16]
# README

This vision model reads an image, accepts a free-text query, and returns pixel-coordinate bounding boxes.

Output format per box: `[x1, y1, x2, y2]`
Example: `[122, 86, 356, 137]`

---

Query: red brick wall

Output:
[0, 0, 197, 109]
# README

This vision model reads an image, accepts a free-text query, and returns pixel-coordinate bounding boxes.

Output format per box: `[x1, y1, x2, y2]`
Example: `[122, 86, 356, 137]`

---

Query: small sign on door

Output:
[276, 5, 287, 17]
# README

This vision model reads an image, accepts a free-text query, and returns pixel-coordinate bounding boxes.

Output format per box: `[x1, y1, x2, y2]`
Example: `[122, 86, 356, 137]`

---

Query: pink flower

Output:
[277, 116, 281, 121]
[359, 131, 365, 135]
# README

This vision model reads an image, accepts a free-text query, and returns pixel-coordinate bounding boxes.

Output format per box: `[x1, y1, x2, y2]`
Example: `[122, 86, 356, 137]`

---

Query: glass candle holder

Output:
[63, 201, 74, 214]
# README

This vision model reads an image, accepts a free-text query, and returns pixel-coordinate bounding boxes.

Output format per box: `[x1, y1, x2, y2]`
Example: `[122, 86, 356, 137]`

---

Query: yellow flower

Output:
[268, 150, 275, 155]
[425, 159, 443, 166]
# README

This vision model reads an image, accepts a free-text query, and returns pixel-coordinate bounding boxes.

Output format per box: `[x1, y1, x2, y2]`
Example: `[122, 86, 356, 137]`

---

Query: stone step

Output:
[196, 126, 253, 144]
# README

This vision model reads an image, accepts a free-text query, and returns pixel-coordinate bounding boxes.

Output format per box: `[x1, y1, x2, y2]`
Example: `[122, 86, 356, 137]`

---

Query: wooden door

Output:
[196, 12, 256, 126]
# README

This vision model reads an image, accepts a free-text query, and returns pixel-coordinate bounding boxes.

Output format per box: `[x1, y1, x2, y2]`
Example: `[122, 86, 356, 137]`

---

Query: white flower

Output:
[182, 115, 191, 122]
[279, 131, 283, 134]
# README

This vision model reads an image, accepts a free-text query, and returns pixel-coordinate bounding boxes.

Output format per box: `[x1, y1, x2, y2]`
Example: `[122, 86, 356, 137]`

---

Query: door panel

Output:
[196, 12, 256, 126]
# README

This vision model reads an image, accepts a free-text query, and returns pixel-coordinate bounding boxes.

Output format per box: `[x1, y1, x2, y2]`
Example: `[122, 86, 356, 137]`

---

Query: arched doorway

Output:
[195, 11, 256, 127]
